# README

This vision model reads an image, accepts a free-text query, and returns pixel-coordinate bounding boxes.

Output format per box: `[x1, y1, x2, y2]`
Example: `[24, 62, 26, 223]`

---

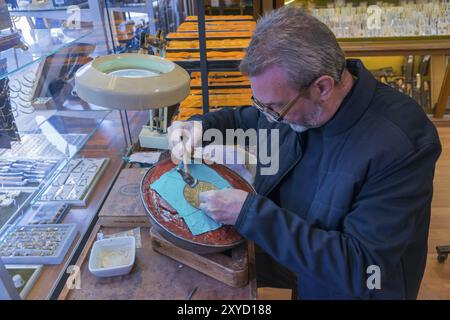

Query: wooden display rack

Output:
[185, 15, 254, 22]
[339, 37, 450, 119]
[150, 228, 249, 288]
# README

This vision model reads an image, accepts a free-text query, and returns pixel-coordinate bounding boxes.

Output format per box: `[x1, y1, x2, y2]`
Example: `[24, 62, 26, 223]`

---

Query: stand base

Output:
[150, 228, 249, 287]
[139, 126, 169, 149]
[436, 245, 450, 263]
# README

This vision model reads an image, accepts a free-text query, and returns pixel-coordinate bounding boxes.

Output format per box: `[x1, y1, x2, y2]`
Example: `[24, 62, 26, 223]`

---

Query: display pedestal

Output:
[150, 228, 249, 288]
[139, 126, 169, 150]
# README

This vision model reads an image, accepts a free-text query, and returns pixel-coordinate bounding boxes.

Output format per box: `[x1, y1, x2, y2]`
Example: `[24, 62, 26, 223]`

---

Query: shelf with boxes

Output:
[204, 0, 253, 16]
[165, 16, 254, 70]
[174, 71, 252, 121]
[184, 14, 254, 21]
[104, 9, 255, 130]
[8, 0, 92, 21]
[164, 15, 254, 120]
[338, 37, 450, 117]
[306, 0, 450, 39]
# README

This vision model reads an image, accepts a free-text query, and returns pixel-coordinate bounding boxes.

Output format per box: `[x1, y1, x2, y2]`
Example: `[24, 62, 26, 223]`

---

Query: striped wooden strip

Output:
[166, 51, 245, 61]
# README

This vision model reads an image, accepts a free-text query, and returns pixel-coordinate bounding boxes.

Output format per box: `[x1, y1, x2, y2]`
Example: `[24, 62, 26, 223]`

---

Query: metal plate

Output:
[140, 158, 255, 254]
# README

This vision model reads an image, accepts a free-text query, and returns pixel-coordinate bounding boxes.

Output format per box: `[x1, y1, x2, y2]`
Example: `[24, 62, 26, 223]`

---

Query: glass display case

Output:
[6, 0, 91, 24]
[282, 0, 450, 116]
[286, 0, 450, 38]
[203, 0, 253, 15]
[7, 0, 89, 11]
[0, 0, 149, 299]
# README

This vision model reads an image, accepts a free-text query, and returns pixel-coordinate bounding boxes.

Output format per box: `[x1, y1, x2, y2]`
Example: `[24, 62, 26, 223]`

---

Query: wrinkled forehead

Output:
[250, 66, 297, 103]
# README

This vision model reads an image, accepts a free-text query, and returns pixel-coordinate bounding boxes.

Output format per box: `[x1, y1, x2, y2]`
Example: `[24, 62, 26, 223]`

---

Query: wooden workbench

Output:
[59, 224, 256, 300]
[58, 167, 257, 300]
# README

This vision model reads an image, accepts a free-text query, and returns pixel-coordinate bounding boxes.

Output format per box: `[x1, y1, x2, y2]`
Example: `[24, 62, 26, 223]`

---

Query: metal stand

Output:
[436, 245, 450, 263]
[136, 29, 179, 150]
[124, 110, 133, 147]
[119, 110, 133, 155]
[139, 107, 172, 150]
[196, 0, 210, 114]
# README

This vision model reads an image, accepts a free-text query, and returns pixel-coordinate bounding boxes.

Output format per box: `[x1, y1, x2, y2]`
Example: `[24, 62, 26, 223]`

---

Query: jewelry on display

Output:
[39, 158, 109, 205]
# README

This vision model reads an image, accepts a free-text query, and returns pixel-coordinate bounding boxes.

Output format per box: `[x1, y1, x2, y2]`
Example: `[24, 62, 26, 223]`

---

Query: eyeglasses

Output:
[251, 90, 303, 123]
[250, 74, 320, 122]
[250, 70, 347, 123]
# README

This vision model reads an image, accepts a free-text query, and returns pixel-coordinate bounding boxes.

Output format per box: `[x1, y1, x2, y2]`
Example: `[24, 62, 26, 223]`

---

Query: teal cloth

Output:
[150, 164, 232, 235]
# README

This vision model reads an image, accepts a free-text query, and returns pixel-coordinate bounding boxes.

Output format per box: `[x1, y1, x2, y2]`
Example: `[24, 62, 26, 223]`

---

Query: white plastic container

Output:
[88, 236, 135, 277]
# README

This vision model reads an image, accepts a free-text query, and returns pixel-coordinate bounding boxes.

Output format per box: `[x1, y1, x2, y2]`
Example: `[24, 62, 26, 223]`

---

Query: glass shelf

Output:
[287, 0, 450, 38]
[0, 0, 143, 300]
[106, 3, 148, 13]
[337, 34, 450, 42]
[9, 2, 89, 13]
[0, 27, 92, 81]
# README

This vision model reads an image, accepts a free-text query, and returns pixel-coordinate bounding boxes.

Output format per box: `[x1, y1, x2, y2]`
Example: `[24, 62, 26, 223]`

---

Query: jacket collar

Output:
[254, 120, 303, 196]
[321, 59, 378, 137]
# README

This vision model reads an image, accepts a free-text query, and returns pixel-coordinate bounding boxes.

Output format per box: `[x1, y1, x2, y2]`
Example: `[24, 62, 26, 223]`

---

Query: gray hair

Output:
[240, 6, 346, 90]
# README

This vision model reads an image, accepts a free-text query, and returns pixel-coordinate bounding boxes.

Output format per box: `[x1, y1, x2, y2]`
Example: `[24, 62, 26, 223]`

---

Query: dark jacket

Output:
[195, 59, 441, 299]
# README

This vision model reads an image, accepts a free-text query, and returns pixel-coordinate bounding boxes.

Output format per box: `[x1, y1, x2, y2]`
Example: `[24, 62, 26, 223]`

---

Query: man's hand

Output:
[199, 189, 249, 225]
[167, 121, 203, 162]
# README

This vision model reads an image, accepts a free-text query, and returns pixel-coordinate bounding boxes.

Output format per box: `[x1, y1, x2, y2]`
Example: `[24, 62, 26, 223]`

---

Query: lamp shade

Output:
[75, 53, 190, 110]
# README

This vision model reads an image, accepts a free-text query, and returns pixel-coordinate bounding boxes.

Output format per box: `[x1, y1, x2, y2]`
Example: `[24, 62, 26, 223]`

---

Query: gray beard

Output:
[282, 105, 324, 132]
[287, 123, 310, 132]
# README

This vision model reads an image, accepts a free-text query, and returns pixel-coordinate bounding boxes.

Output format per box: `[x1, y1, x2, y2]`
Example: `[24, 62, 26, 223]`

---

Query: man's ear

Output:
[313, 76, 335, 101]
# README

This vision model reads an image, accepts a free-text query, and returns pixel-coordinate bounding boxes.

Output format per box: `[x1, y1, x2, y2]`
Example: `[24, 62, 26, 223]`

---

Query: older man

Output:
[168, 6, 441, 299]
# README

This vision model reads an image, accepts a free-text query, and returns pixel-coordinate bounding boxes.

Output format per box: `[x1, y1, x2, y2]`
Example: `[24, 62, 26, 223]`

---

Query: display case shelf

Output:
[0, 27, 92, 81]
[8, 1, 93, 21]
[338, 36, 450, 55]
[106, 4, 148, 13]
[0, 110, 111, 236]
[0, 108, 148, 300]
[9, 2, 89, 13]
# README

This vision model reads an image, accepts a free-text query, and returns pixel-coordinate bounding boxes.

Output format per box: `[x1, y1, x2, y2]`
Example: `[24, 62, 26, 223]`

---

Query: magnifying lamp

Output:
[75, 53, 190, 149]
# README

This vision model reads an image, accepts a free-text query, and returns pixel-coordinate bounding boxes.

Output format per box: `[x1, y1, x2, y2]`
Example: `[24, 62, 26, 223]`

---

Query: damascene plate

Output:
[141, 158, 255, 253]
[183, 181, 217, 209]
